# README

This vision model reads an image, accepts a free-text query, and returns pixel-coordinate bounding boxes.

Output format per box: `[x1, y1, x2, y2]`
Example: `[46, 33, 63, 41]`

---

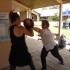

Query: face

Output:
[42, 22, 47, 29]
[15, 17, 21, 25]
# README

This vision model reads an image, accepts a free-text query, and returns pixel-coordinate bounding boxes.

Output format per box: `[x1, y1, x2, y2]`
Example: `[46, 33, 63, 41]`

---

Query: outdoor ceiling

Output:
[15, 0, 59, 9]
[12, 0, 70, 11]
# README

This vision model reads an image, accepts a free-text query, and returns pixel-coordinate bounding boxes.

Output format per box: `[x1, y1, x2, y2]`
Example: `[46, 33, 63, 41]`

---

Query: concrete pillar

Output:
[27, 10, 29, 18]
[0, 0, 12, 69]
[27, 10, 32, 18]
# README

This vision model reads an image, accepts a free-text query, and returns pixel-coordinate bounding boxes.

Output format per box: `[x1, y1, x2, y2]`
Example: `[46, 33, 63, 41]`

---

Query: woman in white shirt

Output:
[33, 20, 64, 70]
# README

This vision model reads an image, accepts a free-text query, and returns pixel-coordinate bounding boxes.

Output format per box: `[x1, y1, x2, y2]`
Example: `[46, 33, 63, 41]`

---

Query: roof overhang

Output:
[12, 0, 70, 11]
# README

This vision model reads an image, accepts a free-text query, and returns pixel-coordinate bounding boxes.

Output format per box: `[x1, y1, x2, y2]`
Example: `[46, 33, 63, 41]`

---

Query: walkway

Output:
[1, 36, 70, 70]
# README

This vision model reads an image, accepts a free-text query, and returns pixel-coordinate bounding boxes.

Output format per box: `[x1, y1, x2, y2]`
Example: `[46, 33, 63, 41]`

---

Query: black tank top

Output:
[9, 25, 31, 66]
[9, 25, 28, 52]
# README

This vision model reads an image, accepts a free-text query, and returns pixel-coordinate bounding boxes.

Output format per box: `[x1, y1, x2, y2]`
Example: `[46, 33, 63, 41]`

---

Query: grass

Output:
[61, 28, 70, 38]
[49, 22, 70, 38]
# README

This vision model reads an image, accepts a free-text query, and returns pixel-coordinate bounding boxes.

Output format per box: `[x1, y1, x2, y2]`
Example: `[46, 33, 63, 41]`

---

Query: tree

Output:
[49, 13, 58, 21]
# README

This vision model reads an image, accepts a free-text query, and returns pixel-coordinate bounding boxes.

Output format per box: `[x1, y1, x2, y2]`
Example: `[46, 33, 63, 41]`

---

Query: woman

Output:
[8, 12, 36, 70]
[33, 20, 64, 70]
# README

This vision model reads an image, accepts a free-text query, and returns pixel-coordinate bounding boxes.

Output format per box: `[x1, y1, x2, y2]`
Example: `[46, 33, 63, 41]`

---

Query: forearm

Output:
[33, 27, 41, 33]
[21, 26, 34, 37]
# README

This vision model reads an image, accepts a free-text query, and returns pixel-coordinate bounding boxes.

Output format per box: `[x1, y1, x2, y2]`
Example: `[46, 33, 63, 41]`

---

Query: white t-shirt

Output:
[41, 28, 57, 51]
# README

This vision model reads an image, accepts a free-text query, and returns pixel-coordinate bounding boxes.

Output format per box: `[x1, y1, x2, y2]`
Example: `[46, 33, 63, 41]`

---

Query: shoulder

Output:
[16, 25, 24, 30]
[14, 25, 25, 33]
[42, 28, 49, 32]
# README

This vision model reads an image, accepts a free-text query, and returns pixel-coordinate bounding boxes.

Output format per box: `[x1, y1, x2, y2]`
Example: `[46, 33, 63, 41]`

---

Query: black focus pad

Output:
[24, 18, 34, 30]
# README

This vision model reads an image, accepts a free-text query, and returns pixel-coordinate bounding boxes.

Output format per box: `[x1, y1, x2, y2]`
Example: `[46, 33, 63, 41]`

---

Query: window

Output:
[0, 12, 10, 41]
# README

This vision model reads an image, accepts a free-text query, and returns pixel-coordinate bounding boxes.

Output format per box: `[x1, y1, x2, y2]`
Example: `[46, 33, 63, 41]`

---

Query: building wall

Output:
[20, 11, 27, 21]
[0, 40, 11, 69]
[62, 16, 68, 20]
[0, 0, 12, 69]
[31, 13, 37, 21]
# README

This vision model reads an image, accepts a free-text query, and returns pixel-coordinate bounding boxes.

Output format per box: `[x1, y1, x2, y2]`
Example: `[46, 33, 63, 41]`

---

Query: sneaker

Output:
[60, 61, 64, 65]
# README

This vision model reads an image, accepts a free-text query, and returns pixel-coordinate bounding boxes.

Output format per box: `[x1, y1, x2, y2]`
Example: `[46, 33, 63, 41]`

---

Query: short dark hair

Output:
[23, 18, 34, 30]
[24, 18, 34, 26]
[42, 20, 49, 27]
[9, 11, 20, 23]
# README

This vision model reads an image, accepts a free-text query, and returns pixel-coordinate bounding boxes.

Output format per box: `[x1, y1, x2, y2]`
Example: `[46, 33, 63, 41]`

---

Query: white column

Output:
[27, 10, 29, 18]
[37, 14, 40, 21]
[27, 10, 32, 18]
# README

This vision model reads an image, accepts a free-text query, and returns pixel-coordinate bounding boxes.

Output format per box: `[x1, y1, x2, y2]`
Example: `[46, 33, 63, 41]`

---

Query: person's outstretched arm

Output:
[33, 27, 42, 33]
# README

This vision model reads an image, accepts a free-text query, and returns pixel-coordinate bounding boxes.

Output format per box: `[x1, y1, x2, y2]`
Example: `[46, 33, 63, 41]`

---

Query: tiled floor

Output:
[1, 36, 70, 70]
